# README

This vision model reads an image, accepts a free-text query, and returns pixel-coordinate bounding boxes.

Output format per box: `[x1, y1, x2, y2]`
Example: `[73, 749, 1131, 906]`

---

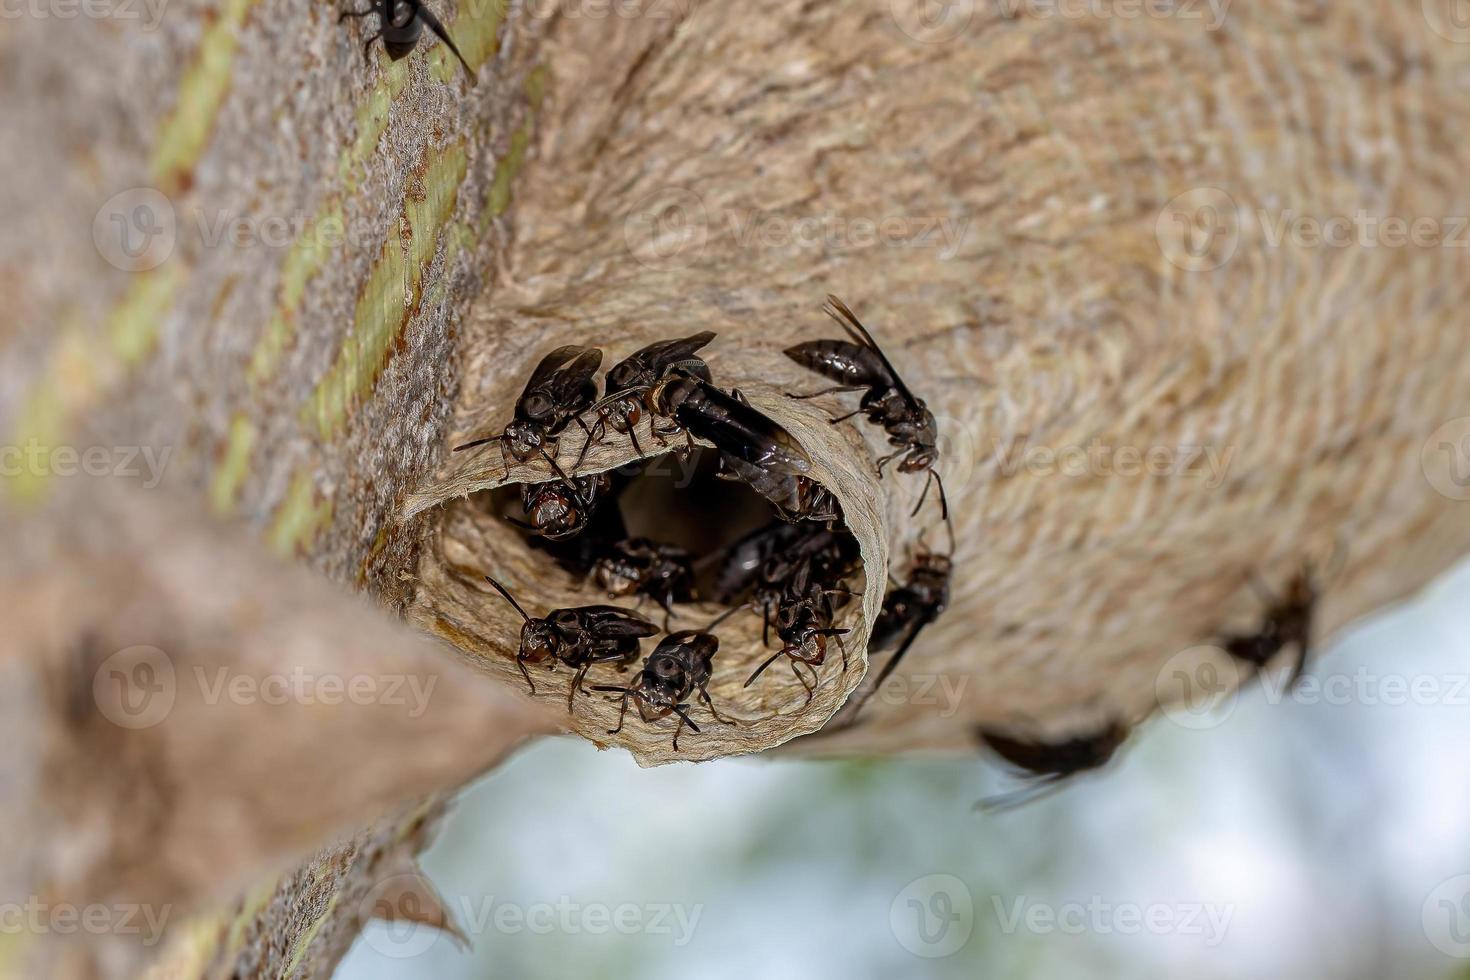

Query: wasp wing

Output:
[522, 345, 603, 409]
[822, 295, 922, 408]
[571, 606, 660, 638]
[683, 383, 811, 473]
[644, 331, 716, 377]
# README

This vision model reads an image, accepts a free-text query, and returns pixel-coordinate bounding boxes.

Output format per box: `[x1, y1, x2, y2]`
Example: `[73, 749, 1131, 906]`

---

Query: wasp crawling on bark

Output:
[484, 576, 656, 712]
[340, 0, 477, 81]
[785, 295, 948, 529]
[973, 718, 1132, 812]
[574, 332, 717, 469]
[594, 616, 735, 751]
[454, 345, 602, 477]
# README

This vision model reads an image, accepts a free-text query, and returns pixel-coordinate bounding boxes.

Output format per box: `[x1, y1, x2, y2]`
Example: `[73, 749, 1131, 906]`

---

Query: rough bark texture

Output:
[5, 0, 1470, 975]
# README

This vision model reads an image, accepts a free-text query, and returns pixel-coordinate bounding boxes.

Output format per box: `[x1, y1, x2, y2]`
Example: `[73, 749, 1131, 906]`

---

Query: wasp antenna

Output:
[484, 576, 532, 622]
[453, 436, 494, 452]
[744, 648, 787, 687]
[416, 5, 477, 83]
[703, 603, 746, 632]
[933, 469, 950, 522]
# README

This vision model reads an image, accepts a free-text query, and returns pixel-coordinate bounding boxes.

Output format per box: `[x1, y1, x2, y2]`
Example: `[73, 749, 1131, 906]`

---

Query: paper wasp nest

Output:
[406, 337, 895, 766]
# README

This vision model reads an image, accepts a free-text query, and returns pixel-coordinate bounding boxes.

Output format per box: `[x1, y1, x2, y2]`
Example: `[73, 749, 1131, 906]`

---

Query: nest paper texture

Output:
[407, 344, 888, 766]
[418, 1, 1470, 755]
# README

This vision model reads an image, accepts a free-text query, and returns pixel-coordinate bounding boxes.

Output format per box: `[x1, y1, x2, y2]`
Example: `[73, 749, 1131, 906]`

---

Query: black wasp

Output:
[594, 622, 733, 751]
[786, 295, 947, 524]
[656, 379, 829, 523]
[340, 0, 476, 81]
[716, 453, 841, 525]
[574, 332, 716, 468]
[485, 576, 656, 712]
[716, 523, 858, 647]
[1219, 563, 1326, 692]
[512, 461, 611, 542]
[743, 578, 853, 704]
[848, 547, 953, 718]
[454, 345, 602, 477]
[974, 719, 1131, 812]
[591, 537, 697, 630]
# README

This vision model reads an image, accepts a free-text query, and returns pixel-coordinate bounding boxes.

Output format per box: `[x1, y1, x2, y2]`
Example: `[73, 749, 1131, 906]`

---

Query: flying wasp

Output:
[974, 718, 1131, 812]
[484, 576, 656, 712]
[454, 345, 602, 477]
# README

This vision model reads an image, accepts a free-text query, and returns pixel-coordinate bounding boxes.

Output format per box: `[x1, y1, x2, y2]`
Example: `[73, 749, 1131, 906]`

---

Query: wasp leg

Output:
[790, 658, 816, 705]
[567, 663, 591, 713]
[699, 685, 734, 725]
[670, 703, 700, 751]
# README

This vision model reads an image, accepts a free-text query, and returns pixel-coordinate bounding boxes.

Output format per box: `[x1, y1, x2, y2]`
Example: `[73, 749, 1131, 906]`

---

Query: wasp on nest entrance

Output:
[406, 326, 889, 765]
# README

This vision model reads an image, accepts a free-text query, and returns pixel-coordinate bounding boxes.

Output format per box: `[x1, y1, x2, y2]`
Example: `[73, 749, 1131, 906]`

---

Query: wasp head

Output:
[593, 556, 642, 597]
[518, 619, 559, 664]
[502, 420, 545, 462]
